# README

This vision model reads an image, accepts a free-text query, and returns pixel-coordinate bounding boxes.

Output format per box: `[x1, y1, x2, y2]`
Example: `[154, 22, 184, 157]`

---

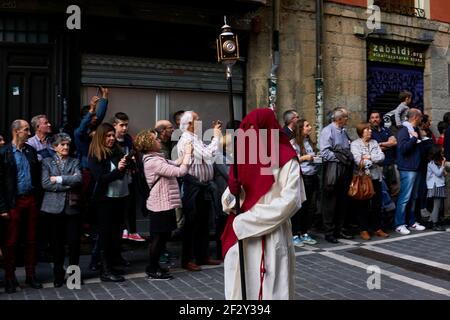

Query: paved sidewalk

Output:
[1, 229, 450, 300]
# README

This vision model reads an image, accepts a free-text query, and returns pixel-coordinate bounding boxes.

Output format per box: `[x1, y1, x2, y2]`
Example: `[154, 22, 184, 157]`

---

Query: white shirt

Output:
[177, 131, 219, 182]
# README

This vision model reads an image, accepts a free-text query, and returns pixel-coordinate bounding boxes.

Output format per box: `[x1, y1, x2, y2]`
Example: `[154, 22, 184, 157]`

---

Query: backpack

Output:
[383, 111, 396, 130]
[383, 110, 402, 138]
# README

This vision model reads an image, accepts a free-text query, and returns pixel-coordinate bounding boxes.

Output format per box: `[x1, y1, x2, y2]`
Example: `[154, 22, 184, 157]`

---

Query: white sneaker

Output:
[409, 223, 426, 231]
[395, 225, 411, 235]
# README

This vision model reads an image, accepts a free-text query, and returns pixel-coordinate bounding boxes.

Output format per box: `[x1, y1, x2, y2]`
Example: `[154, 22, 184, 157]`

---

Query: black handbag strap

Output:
[149, 176, 161, 193]
[143, 155, 164, 193]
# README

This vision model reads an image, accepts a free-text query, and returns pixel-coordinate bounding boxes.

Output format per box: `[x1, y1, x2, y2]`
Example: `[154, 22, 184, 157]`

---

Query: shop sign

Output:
[368, 41, 425, 67]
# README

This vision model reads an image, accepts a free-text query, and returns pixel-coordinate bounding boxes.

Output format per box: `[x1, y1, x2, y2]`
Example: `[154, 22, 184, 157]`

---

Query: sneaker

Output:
[300, 234, 317, 245]
[128, 233, 146, 242]
[293, 235, 304, 247]
[147, 271, 173, 280]
[122, 230, 129, 240]
[409, 222, 426, 231]
[395, 225, 411, 235]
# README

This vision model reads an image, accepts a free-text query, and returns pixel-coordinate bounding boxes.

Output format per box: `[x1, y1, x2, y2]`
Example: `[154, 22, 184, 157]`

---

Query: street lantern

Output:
[216, 22, 240, 63]
[216, 17, 240, 122]
[216, 17, 246, 301]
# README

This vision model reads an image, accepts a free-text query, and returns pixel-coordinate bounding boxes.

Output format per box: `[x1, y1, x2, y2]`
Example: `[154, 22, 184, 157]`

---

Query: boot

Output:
[432, 223, 446, 231]
[100, 251, 125, 282]
[5, 279, 17, 294]
[53, 266, 66, 288]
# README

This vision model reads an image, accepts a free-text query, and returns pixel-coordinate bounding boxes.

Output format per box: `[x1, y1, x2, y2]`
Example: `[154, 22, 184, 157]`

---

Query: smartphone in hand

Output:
[96, 85, 103, 97]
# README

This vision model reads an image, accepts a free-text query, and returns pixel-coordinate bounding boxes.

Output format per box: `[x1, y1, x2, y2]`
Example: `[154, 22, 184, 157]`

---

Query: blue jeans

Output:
[394, 171, 420, 228]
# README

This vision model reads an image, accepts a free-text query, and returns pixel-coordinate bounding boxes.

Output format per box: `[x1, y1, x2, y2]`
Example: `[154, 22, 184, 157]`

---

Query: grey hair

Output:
[30, 114, 48, 131]
[406, 108, 422, 120]
[283, 110, 298, 126]
[179, 111, 194, 132]
[11, 119, 25, 133]
[331, 107, 348, 121]
[51, 132, 72, 147]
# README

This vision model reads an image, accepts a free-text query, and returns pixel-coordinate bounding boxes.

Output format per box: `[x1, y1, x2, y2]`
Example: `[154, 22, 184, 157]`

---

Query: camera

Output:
[124, 149, 136, 167]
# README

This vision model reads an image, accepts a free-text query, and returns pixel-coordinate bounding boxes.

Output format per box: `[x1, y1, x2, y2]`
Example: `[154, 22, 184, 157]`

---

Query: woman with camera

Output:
[41, 133, 82, 288]
[134, 129, 192, 280]
[88, 123, 130, 282]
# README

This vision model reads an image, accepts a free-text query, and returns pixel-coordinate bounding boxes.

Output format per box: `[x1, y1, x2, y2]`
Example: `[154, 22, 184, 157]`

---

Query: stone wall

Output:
[245, 0, 450, 138]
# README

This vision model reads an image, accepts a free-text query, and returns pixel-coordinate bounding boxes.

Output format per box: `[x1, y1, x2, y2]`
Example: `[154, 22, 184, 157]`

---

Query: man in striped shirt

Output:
[177, 111, 222, 271]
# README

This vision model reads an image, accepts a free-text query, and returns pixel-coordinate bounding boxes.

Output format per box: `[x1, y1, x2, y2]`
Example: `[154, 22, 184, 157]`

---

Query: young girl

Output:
[290, 119, 319, 246]
[426, 145, 447, 231]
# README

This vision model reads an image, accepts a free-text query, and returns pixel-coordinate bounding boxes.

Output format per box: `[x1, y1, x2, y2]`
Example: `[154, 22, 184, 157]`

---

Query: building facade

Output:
[246, 0, 450, 138]
[0, 0, 266, 137]
[1, 0, 449, 137]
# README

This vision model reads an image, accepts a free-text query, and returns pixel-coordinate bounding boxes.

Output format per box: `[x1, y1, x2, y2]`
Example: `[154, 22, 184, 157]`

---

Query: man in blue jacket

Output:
[395, 108, 430, 235]
[73, 87, 109, 268]
[74, 87, 109, 169]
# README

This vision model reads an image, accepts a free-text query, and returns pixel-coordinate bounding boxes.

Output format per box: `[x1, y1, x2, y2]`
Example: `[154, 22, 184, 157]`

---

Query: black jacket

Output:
[182, 174, 221, 220]
[283, 126, 294, 140]
[0, 143, 41, 212]
[88, 148, 126, 203]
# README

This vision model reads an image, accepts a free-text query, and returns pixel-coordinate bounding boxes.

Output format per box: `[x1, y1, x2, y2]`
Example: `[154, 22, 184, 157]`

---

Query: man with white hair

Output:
[26, 114, 54, 162]
[177, 111, 222, 271]
[320, 107, 354, 243]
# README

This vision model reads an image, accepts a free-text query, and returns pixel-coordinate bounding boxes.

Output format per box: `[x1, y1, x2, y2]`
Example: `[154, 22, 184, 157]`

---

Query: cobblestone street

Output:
[1, 228, 449, 301]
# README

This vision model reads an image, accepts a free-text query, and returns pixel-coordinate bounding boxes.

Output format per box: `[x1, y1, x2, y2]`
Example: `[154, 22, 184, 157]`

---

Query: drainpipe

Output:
[315, 0, 324, 145]
[268, 0, 280, 112]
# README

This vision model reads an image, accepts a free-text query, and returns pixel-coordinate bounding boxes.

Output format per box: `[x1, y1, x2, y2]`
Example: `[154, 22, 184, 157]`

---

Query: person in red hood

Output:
[221, 108, 306, 300]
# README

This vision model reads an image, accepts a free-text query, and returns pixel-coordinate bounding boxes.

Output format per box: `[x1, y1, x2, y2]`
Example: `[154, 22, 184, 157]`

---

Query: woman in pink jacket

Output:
[134, 129, 192, 280]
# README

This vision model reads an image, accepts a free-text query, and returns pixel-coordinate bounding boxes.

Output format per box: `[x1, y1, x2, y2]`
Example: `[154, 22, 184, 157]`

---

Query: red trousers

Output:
[4, 194, 39, 280]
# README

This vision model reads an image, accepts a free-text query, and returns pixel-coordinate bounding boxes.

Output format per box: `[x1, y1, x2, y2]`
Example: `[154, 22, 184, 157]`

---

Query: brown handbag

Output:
[348, 161, 375, 200]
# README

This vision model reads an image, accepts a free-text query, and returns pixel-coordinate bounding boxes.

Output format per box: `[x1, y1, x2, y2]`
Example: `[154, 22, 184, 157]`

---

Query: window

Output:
[0, 17, 49, 43]
[370, 0, 427, 18]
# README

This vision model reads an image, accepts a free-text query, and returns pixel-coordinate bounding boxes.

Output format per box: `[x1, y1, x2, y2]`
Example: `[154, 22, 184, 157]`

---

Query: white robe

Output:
[222, 159, 306, 300]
